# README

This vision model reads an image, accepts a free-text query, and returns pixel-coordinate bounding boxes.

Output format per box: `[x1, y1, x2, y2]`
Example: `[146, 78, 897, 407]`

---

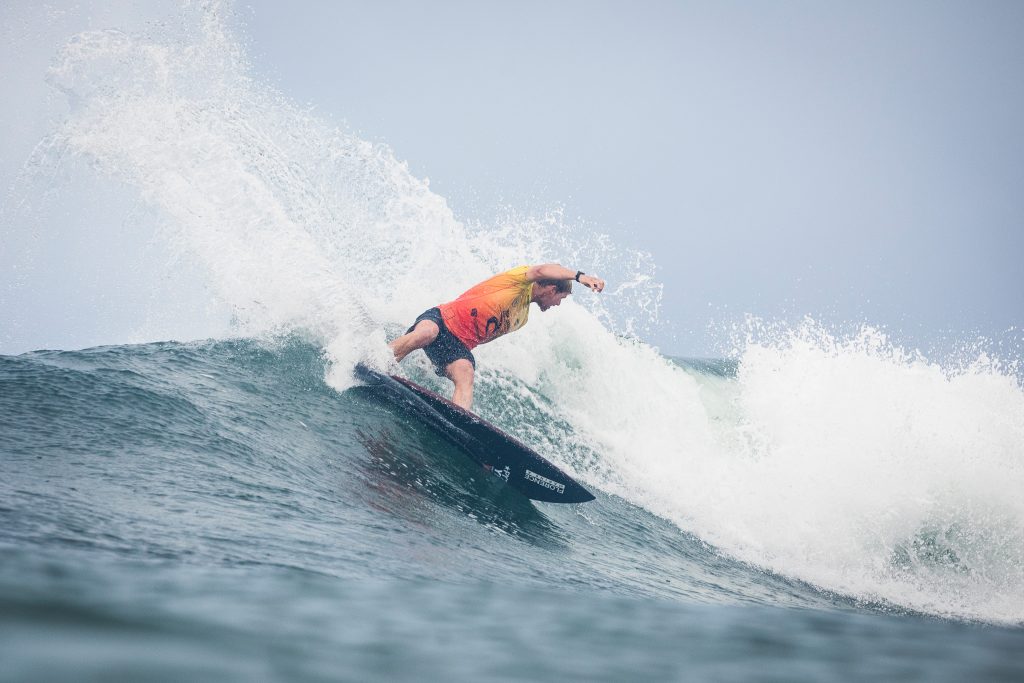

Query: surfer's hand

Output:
[580, 274, 605, 293]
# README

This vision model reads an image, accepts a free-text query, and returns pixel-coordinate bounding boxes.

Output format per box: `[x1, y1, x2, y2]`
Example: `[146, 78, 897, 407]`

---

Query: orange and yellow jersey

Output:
[438, 266, 534, 350]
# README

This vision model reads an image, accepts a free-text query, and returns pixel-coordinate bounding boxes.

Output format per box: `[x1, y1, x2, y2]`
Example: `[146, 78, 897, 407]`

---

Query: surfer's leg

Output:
[445, 359, 474, 410]
[389, 320, 440, 362]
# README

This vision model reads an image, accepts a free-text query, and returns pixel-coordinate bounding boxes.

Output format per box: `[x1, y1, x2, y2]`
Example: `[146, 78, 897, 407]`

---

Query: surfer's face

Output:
[535, 285, 570, 311]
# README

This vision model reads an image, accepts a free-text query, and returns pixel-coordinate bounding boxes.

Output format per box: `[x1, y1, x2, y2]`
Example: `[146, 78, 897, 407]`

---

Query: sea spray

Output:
[36, 0, 674, 504]
[39, 2, 662, 392]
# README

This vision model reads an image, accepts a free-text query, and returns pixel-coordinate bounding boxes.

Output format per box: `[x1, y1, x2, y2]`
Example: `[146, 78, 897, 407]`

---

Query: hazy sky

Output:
[242, 0, 1024, 353]
[2, 1, 1023, 356]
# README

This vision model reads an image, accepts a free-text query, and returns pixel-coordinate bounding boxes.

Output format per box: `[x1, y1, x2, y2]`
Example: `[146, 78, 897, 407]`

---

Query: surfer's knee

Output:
[446, 359, 474, 383]
[410, 320, 440, 345]
[389, 320, 440, 361]
[445, 359, 474, 409]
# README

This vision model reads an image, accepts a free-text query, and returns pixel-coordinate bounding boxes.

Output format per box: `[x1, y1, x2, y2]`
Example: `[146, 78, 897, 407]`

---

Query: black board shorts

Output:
[407, 307, 476, 377]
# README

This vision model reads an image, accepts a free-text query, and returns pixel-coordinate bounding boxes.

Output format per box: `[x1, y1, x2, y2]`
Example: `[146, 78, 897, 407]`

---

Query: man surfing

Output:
[388, 264, 606, 410]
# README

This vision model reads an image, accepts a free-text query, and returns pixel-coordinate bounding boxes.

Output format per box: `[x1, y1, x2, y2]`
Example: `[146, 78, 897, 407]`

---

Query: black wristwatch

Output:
[574, 270, 584, 282]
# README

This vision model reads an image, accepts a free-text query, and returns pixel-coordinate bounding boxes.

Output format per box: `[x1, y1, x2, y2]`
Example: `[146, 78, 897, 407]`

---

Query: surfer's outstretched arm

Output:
[525, 263, 605, 293]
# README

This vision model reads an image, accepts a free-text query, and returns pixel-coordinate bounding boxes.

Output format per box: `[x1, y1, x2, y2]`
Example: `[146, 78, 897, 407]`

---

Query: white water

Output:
[671, 323, 1023, 623]
[15, 2, 1024, 624]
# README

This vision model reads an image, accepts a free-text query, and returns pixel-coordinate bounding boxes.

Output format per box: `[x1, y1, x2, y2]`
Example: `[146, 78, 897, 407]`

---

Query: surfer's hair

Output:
[536, 278, 572, 294]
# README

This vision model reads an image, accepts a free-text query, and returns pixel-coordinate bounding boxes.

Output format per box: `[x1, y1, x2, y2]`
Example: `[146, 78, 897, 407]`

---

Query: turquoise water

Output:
[2, 339, 1022, 681]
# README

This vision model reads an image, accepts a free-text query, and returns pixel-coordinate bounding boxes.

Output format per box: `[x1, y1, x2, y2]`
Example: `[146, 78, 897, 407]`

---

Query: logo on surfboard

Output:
[523, 469, 565, 495]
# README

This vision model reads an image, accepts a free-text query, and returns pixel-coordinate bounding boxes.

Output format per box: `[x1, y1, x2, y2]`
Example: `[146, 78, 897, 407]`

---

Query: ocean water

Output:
[3, 3, 1024, 681]
[2, 339, 1022, 682]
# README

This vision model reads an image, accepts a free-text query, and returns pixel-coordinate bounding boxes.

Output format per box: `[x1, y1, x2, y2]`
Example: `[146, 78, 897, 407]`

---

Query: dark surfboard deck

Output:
[353, 363, 595, 504]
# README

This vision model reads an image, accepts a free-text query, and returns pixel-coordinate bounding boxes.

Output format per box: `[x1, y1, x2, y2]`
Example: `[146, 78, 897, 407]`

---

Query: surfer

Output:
[388, 264, 605, 409]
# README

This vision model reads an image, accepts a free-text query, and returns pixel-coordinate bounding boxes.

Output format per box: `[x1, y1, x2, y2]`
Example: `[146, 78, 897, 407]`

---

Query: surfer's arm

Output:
[526, 264, 605, 293]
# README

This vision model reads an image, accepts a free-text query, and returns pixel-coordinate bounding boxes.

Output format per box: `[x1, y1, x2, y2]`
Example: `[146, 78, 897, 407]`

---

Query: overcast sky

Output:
[2, 1, 1023, 356]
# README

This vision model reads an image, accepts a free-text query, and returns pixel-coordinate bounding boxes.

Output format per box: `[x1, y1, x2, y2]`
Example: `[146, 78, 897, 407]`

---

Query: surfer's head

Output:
[533, 279, 572, 311]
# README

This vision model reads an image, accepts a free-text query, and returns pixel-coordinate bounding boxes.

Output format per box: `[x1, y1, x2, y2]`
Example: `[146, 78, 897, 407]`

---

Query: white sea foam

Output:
[33, 2, 1024, 623]
[721, 322, 1024, 622]
[603, 320, 1024, 623]
[40, 3, 658, 382]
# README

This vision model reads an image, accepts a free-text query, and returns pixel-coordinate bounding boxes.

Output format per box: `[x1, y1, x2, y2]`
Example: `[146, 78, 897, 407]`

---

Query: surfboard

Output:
[353, 363, 595, 504]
